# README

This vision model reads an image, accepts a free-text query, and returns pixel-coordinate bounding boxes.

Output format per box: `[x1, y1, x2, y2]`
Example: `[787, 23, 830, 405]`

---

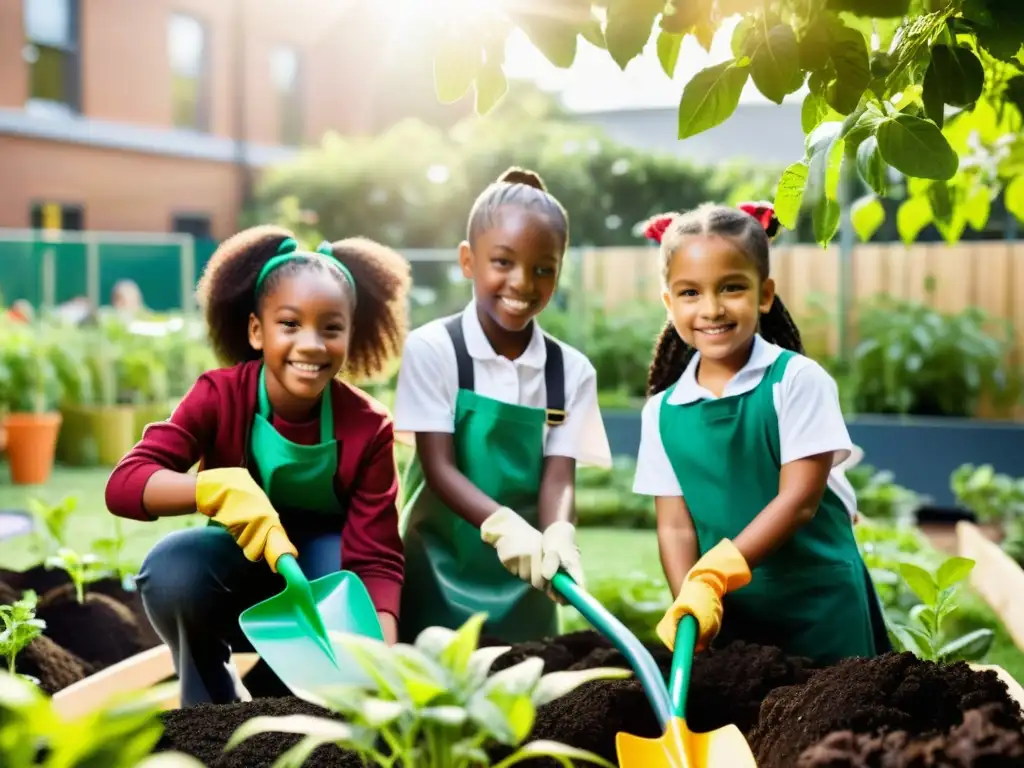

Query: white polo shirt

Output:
[632, 334, 857, 518]
[394, 303, 613, 469]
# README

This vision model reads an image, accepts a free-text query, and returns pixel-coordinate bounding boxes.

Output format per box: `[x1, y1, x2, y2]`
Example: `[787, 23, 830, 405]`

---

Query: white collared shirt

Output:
[632, 335, 857, 517]
[393, 302, 613, 469]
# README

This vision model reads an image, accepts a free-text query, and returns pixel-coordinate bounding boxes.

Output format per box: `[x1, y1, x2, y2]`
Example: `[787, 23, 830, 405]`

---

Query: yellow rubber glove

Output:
[656, 539, 752, 652]
[195, 467, 297, 573]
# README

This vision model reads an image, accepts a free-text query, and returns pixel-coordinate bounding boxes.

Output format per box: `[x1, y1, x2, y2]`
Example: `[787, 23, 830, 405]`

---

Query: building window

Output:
[23, 0, 80, 113]
[271, 46, 302, 146]
[168, 13, 209, 131]
[30, 201, 84, 231]
[171, 213, 213, 241]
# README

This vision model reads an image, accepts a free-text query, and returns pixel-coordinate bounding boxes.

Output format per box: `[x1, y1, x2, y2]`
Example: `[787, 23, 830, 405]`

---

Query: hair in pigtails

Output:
[641, 200, 804, 395]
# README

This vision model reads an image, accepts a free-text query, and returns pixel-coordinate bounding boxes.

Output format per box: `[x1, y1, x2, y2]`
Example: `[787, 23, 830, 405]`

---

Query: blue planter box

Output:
[604, 410, 1024, 508]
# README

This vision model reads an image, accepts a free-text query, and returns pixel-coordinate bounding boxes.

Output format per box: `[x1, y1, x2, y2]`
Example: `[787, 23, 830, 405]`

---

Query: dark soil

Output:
[750, 652, 1024, 768]
[37, 584, 148, 669]
[0, 566, 162, 693]
[153, 631, 1024, 768]
[6, 635, 92, 694]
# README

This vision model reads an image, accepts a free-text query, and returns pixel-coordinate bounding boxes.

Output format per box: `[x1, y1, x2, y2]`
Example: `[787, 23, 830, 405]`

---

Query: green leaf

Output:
[824, 22, 871, 115]
[925, 44, 985, 109]
[495, 740, 617, 768]
[433, 39, 481, 103]
[938, 628, 994, 662]
[466, 645, 512, 690]
[813, 197, 841, 246]
[225, 714, 356, 752]
[532, 667, 632, 708]
[1006, 175, 1024, 224]
[517, 13, 579, 69]
[876, 114, 958, 180]
[888, 622, 925, 657]
[801, 93, 829, 133]
[936, 556, 975, 590]
[134, 754, 210, 768]
[774, 161, 809, 229]
[474, 56, 508, 116]
[657, 31, 682, 78]
[900, 562, 939, 606]
[897, 196, 933, 244]
[421, 705, 469, 726]
[856, 136, 889, 195]
[677, 60, 750, 139]
[852, 195, 885, 242]
[963, 185, 991, 231]
[483, 657, 545, 699]
[747, 21, 804, 104]
[605, 0, 661, 70]
[442, 612, 487, 676]
[826, 0, 910, 16]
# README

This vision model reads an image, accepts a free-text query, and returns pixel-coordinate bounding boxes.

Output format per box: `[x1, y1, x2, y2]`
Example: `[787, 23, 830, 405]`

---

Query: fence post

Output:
[86, 234, 100, 308]
[180, 235, 196, 315]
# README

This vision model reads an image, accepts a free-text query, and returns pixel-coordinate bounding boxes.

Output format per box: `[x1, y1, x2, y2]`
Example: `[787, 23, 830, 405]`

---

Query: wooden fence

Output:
[580, 240, 1024, 366]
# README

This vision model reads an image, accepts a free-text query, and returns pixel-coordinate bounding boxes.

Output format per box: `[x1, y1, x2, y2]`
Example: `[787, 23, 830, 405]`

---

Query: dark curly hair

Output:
[642, 202, 804, 397]
[466, 166, 570, 251]
[196, 224, 411, 382]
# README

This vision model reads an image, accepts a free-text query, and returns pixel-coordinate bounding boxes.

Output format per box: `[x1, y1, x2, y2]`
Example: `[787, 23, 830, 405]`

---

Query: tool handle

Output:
[669, 614, 699, 719]
[275, 552, 306, 589]
[552, 571, 673, 729]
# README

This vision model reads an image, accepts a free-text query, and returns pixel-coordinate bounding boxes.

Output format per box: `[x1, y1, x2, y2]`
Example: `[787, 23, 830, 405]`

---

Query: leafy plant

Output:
[45, 548, 112, 604]
[576, 457, 656, 528]
[888, 556, 994, 663]
[0, 591, 45, 681]
[0, 670, 205, 767]
[27, 495, 77, 562]
[848, 293, 1017, 417]
[227, 613, 627, 767]
[950, 463, 1024, 525]
[91, 517, 139, 590]
[422, 0, 1024, 246]
[846, 464, 927, 522]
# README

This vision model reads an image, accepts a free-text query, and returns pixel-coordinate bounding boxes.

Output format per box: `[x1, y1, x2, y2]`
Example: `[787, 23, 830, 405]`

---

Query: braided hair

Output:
[643, 202, 804, 396]
[196, 224, 410, 382]
[466, 166, 570, 252]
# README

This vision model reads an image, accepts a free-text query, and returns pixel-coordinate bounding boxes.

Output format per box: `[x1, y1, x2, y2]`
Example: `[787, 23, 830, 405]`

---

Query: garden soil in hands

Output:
[155, 630, 1024, 767]
[0, 565, 161, 693]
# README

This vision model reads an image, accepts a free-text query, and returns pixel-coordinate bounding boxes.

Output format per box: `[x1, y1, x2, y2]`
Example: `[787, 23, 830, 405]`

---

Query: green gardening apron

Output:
[248, 365, 344, 517]
[659, 350, 888, 665]
[398, 313, 566, 644]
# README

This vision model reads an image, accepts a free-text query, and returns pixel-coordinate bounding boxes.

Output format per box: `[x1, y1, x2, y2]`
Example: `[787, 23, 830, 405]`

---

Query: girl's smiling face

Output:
[662, 233, 775, 366]
[248, 267, 353, 419]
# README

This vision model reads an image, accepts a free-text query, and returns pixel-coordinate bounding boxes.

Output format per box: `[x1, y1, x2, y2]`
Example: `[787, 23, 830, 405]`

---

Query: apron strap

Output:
[444, 315, 474, 392]
[542, 336, 566, 427]
[443, 314, 566, 427]
[256, 364, 334, 444]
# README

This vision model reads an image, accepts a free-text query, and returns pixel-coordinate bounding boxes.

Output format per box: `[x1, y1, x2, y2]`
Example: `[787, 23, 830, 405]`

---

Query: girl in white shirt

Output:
[393, 167, 612, 643]
[633, 201, 889, 665]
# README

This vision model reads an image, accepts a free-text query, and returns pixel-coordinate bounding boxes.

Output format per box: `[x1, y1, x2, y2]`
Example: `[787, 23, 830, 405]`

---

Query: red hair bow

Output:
[738, 202, 780, 237]
[643, 214, 675, 244]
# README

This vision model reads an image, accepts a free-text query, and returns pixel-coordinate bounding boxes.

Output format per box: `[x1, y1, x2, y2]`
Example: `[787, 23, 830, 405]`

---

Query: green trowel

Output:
[238, 553, 383, 700]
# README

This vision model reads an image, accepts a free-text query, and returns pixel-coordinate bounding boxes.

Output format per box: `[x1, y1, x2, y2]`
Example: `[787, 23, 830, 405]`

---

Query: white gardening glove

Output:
[541, 521, 584, 604]
[480, 507, 545, 590]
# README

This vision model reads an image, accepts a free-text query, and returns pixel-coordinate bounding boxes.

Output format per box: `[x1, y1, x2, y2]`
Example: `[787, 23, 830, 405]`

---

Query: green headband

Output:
[254, 237, 357, 298]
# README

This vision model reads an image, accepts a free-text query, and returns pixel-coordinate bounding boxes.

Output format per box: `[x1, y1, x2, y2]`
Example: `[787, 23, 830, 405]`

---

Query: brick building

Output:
[0, 0, 453, 241]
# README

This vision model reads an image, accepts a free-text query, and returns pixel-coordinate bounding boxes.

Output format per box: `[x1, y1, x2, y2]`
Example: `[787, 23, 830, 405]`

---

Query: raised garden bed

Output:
[959, 521, 1024, 652]
[148, 630, 1024, 767]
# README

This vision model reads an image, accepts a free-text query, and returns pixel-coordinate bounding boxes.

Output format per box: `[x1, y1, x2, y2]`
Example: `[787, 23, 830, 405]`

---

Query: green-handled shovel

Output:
[238, 553, 383, 700]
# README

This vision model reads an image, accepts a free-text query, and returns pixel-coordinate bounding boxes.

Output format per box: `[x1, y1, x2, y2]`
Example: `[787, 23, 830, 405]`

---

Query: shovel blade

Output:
[616, 718, 757, 768]
[239, 570, 383, 699]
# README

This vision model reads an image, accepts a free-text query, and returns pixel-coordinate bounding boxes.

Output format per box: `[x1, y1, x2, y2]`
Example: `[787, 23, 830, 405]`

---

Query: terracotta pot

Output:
[5, 411, 62, 485]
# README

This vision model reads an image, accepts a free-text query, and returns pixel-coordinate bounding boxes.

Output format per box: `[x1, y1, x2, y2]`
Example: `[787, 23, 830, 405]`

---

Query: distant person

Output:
[632, 202, 889, 666]
[111, 279, 145, 315]
[104, 226, 410, 706]
[393, 166, 612, 644]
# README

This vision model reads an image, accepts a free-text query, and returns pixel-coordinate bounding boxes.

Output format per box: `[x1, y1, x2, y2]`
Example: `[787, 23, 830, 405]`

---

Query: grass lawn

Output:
[1, 464, 1021, 684]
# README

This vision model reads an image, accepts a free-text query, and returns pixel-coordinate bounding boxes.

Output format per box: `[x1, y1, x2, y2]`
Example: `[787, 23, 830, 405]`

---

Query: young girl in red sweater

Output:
[105, 225, 410, 706]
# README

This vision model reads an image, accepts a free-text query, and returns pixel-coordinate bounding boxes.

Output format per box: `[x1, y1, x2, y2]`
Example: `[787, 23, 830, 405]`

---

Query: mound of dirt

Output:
[37, 584, 148, 669]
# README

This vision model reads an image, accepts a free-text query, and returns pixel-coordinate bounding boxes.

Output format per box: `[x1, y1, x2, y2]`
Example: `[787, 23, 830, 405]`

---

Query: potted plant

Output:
[2, 337, 63, 485]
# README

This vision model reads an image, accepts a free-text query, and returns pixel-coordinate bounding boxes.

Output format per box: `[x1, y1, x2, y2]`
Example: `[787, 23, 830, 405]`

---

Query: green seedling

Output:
[27, 495, 77, 562]
[45, 548, 112, 605]
[228, 613, 624, 768]
[0, 591, 45, 680]
[91, 517, 140, 590]
[888, 556, 994, 663]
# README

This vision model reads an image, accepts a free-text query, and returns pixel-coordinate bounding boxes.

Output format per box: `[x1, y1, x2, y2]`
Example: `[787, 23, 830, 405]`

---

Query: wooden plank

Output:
[51, 646, 260, 720]
[957, 521, 1024, 650]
